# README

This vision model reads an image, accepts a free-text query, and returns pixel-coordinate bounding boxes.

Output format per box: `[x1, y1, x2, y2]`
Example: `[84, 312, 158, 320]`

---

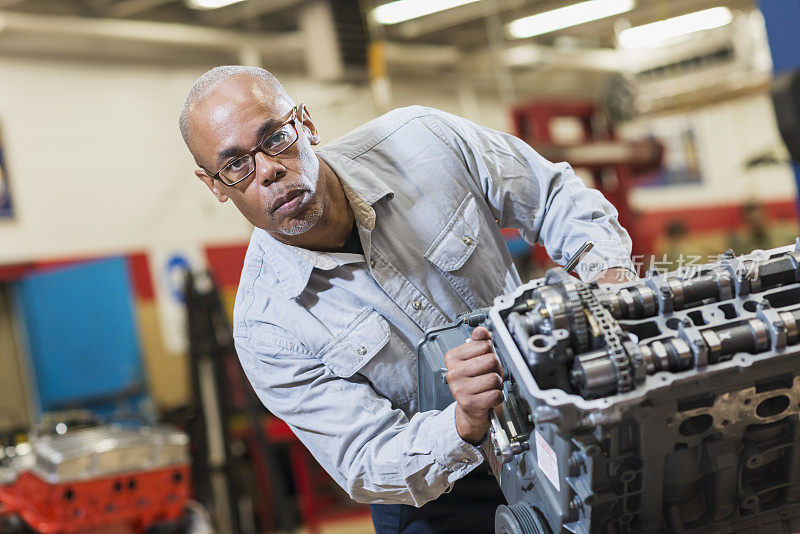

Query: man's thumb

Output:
[472, 326, 491, 341]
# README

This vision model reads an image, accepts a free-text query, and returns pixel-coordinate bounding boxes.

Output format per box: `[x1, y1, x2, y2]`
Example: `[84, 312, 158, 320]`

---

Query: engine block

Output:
[0, 425, 190, 533]
[419, 242, 800, 533]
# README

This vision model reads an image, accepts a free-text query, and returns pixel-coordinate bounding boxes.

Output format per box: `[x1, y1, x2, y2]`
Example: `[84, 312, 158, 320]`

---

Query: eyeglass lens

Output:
[219, 123, 298, 184]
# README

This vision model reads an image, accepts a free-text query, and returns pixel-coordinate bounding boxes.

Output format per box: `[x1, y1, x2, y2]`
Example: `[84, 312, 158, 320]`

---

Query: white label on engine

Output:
[535, 430, 560, 492]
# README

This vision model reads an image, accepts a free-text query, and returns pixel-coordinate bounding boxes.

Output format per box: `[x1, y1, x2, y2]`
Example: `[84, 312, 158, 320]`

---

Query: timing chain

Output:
[574, 276, 633, 393]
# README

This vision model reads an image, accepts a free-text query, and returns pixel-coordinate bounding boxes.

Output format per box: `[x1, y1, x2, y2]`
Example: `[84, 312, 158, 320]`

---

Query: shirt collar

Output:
[259, 150, 394, 299]
[318, 150, 394, 231]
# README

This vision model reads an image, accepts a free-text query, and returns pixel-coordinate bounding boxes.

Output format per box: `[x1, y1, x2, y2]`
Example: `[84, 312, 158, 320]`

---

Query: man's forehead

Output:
[187, 75, 290, 165]
[197, 75, 285, 126]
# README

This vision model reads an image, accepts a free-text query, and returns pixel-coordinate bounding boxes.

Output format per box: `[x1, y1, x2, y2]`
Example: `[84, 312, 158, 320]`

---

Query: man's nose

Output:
[254, 150, 286, 185]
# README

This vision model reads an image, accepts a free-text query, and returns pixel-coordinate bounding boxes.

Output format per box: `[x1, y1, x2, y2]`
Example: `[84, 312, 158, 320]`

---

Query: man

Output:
[180, 65, 635, 533]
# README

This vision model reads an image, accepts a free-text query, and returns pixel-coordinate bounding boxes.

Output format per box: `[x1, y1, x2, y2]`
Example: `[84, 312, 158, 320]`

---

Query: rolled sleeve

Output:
[572, 240, 637, 282]
[235, 335, 483, 507]
[426, 108, 633, 281]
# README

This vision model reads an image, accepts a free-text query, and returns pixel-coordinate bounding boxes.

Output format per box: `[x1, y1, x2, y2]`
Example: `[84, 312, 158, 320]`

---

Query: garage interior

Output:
[1, 0, 800, 533]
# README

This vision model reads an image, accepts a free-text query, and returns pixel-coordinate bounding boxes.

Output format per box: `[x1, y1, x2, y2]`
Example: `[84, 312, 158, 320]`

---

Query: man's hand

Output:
[444, 326, 504, 445]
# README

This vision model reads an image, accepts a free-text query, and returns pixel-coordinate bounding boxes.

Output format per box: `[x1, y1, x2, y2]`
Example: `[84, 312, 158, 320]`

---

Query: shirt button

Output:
[412, 300, 423, 310]
[357, 345, 367, 355]
[369, 258, 376, 268]
[462, 236, 474, 246]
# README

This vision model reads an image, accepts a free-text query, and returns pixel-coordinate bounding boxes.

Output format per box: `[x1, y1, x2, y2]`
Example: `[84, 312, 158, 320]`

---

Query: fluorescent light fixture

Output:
[372, 0, 480, 25]
[507, 0, 634, 39]
[618, 7, 733, 48]
[186, 0, 246, 10]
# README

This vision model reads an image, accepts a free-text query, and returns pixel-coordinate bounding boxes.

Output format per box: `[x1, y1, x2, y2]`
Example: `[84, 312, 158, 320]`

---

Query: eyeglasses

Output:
[210, 105, 301, 186]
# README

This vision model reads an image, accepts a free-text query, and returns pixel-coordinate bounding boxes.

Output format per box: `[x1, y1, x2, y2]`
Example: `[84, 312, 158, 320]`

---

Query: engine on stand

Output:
[0, 423, 191, 533]
[418, 241, 800, 534]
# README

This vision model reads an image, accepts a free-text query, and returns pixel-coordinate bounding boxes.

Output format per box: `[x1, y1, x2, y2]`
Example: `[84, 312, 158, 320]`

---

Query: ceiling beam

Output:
[390, 0, 754, 41]
[201, 0, 299, 27]
[500, 43, 622, 71]
[0, 9, 301, 54]
[392, 0, 527, 39]
[108, 0, 176, 18]
[384, 41, 462, 67]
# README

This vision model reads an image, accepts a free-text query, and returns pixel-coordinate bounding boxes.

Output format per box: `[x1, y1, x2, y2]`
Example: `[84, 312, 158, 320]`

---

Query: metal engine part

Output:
[30, 424, 189, 483]
[0, 424, 191, 533]
[418, 241, 800, 533]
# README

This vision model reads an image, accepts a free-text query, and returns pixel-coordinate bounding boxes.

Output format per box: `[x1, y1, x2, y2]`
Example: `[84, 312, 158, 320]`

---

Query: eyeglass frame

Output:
[203, 104, 302, 186]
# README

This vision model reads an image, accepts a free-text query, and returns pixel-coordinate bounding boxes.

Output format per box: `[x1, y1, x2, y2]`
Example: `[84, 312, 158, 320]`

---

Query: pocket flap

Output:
[424, 193, 479, 272]
[316, 309, 390, 378]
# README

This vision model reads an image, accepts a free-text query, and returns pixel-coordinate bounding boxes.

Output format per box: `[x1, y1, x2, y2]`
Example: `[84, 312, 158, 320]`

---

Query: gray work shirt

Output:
[233, 106, 633, 506]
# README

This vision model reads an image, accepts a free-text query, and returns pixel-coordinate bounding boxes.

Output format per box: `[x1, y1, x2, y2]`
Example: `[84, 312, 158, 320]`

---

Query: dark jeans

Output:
[370, 468, 506, 534]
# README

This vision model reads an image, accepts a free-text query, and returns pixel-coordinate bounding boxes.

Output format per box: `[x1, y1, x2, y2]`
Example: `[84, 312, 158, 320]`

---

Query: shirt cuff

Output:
[430, 403, 485, 482]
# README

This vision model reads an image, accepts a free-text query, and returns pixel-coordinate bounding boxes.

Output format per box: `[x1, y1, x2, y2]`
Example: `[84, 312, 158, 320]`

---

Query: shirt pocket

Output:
[316, 308, 390, 378]
[424, 193, 480, 272]
[315, 308, 417, 414]
[423, 193, 506, 308]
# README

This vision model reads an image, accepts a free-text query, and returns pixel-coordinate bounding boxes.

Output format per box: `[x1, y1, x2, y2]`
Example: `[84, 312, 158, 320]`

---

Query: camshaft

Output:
[506, 249, 800, 399]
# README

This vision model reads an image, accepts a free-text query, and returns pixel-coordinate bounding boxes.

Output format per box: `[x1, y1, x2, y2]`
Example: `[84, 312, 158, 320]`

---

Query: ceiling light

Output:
[618, 7, 733, 48]
[507, 0, 634, 40]
[372, 0, 480, 25]
[186, 0, 246, 10]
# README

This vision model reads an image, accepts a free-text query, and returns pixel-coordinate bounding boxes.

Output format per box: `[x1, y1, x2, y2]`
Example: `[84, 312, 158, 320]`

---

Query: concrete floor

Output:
[289, 514, 375, 534]
[307, 516, 373, 533]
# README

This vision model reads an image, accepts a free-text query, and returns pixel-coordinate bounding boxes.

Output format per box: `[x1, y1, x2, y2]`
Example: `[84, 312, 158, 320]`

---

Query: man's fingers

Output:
[472, 388, 505, 411]
[472, 326, 491, 341]
[446, 353, 501, 384]
[465, 372, 503, 394]
[449, 371, 502, 394]
[461, 353, 502, 377]
[444, 340, 493, 365]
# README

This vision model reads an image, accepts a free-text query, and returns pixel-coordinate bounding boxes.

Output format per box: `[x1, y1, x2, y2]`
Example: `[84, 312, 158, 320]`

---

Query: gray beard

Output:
[276, 202, 323, 236]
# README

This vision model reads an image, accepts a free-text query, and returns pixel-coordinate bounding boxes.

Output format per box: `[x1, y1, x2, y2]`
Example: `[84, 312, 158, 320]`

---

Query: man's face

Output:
[189, 76, 324, 237]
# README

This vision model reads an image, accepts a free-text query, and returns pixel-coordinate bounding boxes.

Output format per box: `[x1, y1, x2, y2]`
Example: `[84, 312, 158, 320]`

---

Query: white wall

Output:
[0, 56, 513, 265]
[624, 93, 798, 211]
[0, 57, 240, 264]
[0, 54, 796, 266]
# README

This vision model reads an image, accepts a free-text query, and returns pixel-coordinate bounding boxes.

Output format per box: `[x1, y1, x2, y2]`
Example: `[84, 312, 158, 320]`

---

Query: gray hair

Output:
[179, 65, 293, 148]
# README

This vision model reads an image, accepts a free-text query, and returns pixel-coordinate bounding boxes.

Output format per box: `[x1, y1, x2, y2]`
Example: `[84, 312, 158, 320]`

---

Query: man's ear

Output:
[299, 104, 321, 145]
[195, 169, 228, 203]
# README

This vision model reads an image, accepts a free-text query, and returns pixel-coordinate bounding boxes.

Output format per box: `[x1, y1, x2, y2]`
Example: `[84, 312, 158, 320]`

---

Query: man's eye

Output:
[227, 157, 248, 171]
[266, 129, 290, 147]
